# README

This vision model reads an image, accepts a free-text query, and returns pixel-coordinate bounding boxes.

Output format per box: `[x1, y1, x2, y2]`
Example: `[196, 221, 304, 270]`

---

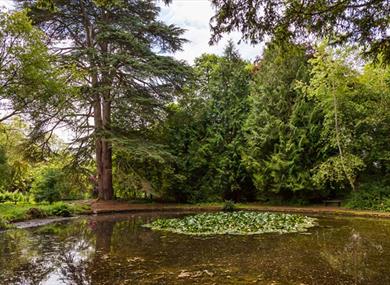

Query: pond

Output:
[1, 212, 390, 285]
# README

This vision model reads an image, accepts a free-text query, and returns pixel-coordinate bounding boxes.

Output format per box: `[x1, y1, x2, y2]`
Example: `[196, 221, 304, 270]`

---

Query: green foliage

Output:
[210, 0, 390, 62]
[0, 202, 90, 226]
[32, 168, 64, 203]
[0, 10, 73, 127]
[0, 192, 29, 204]
[346, 183, 390, 211]
[0, 217, 12, 230]
[1, 3, 389, 206]
[25, 207, 47, 219]
[117, 40, 390, 204]
[0, 120, 35, 193]
[48, 202, 73, 217]
[113, 139, 176, 201]
[15, 0, 191, 200]
[154, 42, 255, 202]
[243, 40, 316, 198]
[222, 200, 236, 212]
[144, 211, 317, 235]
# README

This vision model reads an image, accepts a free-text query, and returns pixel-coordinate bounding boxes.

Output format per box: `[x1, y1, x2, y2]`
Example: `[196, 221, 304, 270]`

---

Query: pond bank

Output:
[90, 200, 390, 219]
[4, 200, 390, 230]
[0, 202, 91, 230]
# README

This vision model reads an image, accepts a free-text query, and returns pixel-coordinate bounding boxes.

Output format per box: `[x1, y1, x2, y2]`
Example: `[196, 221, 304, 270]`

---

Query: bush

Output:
[346, 182, 390, 211]
[0, 216, 10, 230]
[0, 192, 28, 204]
[32, 168, 66, 203]
[26, 207, 47, 219]
[49, 202, 73, 217]
[222, 200, 236, 212]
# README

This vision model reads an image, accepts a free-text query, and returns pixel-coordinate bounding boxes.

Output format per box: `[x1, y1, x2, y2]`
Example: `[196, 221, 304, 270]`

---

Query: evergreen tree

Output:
[15, 0, 189, 199]
[210, 0, 390, 61]
[243, 41, 319, 200]
[161, 43, 255, 202]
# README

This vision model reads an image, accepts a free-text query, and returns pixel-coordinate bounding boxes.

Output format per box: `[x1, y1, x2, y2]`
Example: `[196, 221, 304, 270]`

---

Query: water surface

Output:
[1, 212, 390, 284]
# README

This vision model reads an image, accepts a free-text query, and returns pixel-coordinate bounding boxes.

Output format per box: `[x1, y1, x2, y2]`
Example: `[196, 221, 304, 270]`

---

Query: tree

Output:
[159, 43, 255, 202]
[16, 0, 189, 200]
[0, 9, 68, 123]
[243, 40, 319, 199]
[210, 0, 390, 61]
[300, 45, 365, 192]
[0, 119, 35, 193]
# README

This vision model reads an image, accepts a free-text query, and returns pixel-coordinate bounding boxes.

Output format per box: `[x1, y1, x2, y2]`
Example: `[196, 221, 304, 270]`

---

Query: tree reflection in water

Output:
[318, 226, 385, 284]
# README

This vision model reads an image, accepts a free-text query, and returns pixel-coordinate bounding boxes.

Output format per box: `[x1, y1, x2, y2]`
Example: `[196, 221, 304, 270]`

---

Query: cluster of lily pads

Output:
[143, 211, 317, 235]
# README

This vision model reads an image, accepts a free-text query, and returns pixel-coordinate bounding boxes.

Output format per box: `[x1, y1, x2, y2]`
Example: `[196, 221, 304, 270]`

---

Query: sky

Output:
[159, 0, 263, 63]
[0, 0, 264, 64]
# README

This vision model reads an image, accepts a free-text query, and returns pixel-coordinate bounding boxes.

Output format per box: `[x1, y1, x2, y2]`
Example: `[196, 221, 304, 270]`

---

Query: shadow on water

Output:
[1, 212, 390, 284]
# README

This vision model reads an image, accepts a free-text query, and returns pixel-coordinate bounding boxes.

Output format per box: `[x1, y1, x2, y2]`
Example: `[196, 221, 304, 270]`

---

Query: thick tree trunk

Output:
[99, 35, 114, 200]
[94, 97, 113, 200]
[83, 2, 114, 200]
[94, 96, 104, 199]
[101, 95, 113, 200]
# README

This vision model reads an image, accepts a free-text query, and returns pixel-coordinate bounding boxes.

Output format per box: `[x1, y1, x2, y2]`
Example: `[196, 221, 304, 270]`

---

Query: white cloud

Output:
[159, 1, 264, 64]
[0, 0, 13, 9]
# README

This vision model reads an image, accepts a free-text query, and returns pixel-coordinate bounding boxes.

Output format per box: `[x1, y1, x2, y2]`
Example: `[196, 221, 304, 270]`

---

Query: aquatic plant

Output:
[143, 211, 317, 235]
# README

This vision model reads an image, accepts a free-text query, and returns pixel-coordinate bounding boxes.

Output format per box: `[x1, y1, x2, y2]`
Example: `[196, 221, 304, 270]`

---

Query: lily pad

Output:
[143, 211, 317, 235]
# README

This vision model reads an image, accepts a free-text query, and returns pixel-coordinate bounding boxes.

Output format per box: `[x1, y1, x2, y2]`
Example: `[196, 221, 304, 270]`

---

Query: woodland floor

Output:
[88, 200, 390, 219]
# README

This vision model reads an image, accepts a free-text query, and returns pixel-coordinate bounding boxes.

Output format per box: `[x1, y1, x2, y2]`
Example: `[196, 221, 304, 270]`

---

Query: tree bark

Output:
[101, 96, 113, 200]
[81, 1, 114, 200]
[94, 95, 104, 199]
[100, 33, 114, 200]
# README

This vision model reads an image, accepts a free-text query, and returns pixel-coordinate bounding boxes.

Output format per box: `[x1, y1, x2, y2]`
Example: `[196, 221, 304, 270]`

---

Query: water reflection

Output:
[1, 213, 390, 284]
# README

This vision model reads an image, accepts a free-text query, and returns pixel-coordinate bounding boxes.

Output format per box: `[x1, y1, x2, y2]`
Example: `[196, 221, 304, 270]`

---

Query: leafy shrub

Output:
[26, 207, 47, 219]
[222, 200, 236, 212]
[346, 182, 390, 211]
[49, 202, 73, 217]
[0, 216, 10, 230]
[0, 192, 28, 204]
[32, 168, 66, 203]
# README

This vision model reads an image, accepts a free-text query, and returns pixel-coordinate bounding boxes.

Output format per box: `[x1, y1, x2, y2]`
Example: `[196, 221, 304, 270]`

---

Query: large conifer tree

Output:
[15, 0, 189, 199]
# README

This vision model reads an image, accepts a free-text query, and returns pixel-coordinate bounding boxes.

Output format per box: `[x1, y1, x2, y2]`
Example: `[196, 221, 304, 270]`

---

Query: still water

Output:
[1, 212, 390, 285]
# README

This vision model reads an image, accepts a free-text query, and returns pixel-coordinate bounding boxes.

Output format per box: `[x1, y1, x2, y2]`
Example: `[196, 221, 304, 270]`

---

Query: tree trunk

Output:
[94, 97, 104, 199]
[82, 2, 114, 200]
[333, 92, 356, 192]
[94, 96, 113, 200]
[99, 33, 114, 200]
[101, 95, 113, 200]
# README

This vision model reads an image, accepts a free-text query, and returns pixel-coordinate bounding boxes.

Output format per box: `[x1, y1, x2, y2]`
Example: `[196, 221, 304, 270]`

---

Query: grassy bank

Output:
[0, 202, 91, 230]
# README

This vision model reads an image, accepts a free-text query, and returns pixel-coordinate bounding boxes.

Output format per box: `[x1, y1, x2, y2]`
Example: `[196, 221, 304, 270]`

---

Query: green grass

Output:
[0, 202, 91, 230]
